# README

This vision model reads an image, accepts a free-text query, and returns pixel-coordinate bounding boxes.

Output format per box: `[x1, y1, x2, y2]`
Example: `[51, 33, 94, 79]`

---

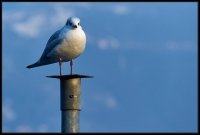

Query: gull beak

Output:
[73, 25, 77, 28]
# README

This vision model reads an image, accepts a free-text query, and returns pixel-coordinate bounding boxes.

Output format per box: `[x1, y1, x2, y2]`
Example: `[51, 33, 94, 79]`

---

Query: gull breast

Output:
[56, 28, 86, 61]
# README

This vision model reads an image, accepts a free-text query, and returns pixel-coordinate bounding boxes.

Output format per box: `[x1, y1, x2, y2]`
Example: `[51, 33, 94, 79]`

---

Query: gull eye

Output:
[78, 23, 80, 25]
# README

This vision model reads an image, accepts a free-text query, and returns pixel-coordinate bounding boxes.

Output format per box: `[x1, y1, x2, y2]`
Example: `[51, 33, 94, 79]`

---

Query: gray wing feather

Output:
[27, 27, 67, 68]
[39, 29, 63, 60]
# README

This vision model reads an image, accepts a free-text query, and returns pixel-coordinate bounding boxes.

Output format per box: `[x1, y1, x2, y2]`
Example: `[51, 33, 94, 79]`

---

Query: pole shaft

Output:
[47, 74, 93, 133]
[60, 78, 81, 133]
[61, 111, 79, 132]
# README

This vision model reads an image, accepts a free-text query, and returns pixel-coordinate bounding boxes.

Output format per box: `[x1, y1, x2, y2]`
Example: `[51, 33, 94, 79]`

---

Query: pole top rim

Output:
[46, 74, 94, 79]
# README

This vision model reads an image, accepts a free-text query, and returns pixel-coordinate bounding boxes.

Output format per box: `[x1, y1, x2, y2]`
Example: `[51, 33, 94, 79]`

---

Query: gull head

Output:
[66, 17, 81, 29]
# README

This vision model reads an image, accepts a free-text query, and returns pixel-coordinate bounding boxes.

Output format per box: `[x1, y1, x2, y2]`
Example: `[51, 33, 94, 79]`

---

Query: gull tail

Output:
[26, 61, 43, 68]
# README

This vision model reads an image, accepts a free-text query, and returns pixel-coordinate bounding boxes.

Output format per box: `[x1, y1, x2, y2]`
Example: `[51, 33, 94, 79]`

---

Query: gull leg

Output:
[70, 60, 73, 75]
[59, 58, 62, 76]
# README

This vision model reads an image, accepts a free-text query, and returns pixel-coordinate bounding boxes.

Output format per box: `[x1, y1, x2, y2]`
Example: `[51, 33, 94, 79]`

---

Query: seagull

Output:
[26, 16, 86, 76]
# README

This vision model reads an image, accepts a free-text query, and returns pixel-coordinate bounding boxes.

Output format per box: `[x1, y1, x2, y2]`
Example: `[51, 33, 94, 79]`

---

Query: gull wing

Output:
[39, 28, 64, 60]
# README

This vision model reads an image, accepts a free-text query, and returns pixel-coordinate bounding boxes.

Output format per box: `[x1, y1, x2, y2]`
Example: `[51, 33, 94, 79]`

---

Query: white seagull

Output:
[27, 16, 86, 76]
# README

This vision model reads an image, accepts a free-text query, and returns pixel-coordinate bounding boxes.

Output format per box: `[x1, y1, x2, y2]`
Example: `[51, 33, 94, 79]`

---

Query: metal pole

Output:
[60, 77, 80, 132]
[47, 74, 93, 133]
